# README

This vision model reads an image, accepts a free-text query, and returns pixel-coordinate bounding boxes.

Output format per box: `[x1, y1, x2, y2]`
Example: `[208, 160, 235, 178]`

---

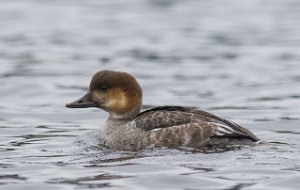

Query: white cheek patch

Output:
[118, 92, 128, 107]
[105, 98, 116, 107]
[105, 90, 128, 109]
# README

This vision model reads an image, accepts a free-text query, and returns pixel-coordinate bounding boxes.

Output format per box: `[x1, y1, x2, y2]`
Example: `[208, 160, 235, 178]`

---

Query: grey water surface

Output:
[1, 0, 300, 189]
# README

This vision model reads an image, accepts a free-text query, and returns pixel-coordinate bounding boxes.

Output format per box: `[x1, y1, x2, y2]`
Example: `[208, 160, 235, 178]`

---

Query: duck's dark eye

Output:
[100, 85, 107, 91]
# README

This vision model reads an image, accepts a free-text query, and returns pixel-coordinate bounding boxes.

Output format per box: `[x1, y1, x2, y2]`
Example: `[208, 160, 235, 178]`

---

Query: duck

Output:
[66, 70, 260, 151]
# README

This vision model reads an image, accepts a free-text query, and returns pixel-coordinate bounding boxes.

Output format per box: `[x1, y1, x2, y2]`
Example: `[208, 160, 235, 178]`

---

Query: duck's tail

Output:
[255, 139, 289, 145]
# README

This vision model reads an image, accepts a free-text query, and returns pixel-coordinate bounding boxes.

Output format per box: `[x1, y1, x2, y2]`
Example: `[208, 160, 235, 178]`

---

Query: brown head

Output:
[66, 70, 142, 119]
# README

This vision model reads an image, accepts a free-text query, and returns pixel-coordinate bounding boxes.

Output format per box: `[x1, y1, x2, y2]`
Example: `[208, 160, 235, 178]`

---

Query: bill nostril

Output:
[78, 100, 83, 103]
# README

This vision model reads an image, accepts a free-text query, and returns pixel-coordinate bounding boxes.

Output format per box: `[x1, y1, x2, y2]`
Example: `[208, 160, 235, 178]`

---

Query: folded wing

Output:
[135, 106, 259, 142]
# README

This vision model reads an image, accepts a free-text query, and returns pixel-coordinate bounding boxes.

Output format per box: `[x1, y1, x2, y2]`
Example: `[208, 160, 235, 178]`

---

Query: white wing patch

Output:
[209, 122, 236, 136]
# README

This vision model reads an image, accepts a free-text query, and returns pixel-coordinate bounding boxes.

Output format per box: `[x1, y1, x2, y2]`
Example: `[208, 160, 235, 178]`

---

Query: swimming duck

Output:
[66, 70, 260, 151]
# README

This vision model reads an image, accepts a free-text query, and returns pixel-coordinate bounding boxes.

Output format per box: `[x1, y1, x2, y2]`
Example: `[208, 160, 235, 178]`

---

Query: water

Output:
[0, 0, 300, 189]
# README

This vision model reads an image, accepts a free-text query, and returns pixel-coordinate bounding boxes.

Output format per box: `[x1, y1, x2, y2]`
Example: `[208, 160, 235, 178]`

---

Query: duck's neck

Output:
[107, 104, 141, 123]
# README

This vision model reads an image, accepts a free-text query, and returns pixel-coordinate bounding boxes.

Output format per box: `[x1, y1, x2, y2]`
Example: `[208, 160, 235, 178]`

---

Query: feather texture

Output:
[135, 106, 259, 145]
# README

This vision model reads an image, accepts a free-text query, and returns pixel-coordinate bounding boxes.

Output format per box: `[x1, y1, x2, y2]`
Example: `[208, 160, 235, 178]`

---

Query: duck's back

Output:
[131, 106, 259, 150]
